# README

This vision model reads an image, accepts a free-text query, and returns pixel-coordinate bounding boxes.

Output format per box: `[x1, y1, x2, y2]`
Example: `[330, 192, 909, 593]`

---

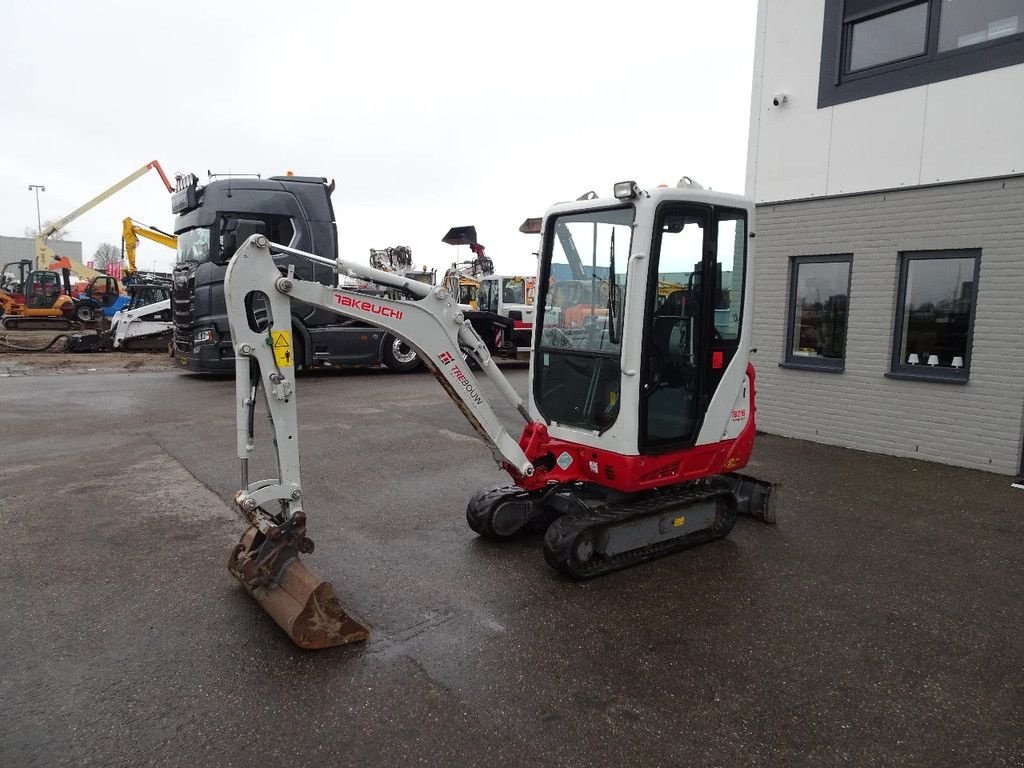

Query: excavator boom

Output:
[223, 236, 535, 647]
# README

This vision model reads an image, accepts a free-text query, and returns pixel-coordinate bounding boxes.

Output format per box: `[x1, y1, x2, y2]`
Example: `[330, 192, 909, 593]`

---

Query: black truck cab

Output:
[171, 174, 420, 373]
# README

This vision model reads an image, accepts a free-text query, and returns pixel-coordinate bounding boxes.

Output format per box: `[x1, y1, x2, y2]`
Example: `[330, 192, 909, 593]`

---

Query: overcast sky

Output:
[1, 0, 756, 276]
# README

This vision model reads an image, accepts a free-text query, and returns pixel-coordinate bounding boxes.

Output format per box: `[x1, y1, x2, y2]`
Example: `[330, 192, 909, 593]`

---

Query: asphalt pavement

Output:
[1, 364, 1021, 767]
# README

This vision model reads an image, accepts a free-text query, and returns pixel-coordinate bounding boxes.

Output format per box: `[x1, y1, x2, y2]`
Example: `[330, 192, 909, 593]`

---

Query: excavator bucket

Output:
[228, 527, 369, 649]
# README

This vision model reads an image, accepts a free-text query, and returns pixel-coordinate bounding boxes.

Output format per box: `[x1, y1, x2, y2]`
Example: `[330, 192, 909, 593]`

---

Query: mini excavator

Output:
[224, 179, 774, 649]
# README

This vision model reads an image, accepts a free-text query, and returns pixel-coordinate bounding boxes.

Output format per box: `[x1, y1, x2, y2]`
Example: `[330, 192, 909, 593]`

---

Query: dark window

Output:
[890, 250, 980, 382]
[213, 214, 294, 264]
[502, 277, 526, 305]
[848, 3, 929, 71]
[784, 256, 852, 371]
[819, 0, 1024, 107]
[479, 279, 497, 313]
[939, 0, 1023, 51]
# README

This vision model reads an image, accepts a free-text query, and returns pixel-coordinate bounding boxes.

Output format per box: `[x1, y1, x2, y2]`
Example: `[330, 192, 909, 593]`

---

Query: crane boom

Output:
[36, 160, 174, 280]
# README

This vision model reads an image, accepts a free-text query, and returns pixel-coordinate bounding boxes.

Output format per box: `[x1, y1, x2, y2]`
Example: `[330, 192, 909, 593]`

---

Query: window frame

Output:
[782, 254, 853, 373]
[819, 0, 1024, 107]
[888, 249, 981, 384]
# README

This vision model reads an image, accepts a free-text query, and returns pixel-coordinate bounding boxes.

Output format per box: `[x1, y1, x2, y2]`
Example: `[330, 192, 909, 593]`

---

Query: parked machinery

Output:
[66, 282, 173, 352]
[442, 226, 493, 308]
[0, 268, 76, 329]
[221, 178, 774, 649]
[441, 226, 535, 352]
[172, 173, 429, 374]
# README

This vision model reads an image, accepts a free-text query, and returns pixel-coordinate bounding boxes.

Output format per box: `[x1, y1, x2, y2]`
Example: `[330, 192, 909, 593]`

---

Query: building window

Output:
[819, 0, 1024, 107]
[890, 250, 980, 382]
[939, 0, 1023, 51]
[848, 2, 929, 71]
[784, 255, 852, 371]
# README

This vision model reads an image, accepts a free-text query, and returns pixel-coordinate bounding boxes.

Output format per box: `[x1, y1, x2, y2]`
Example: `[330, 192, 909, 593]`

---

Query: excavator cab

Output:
[532, 180, 748, 455]
[1, 269, 75, 328]
[25, 270, 64, 308]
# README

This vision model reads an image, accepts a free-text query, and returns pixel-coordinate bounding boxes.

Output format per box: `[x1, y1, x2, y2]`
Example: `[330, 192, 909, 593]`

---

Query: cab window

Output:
[533, 206, 633, 433]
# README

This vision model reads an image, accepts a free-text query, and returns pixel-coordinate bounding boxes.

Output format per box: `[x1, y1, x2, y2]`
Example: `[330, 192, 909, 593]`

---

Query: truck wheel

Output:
[382, 335, 421, 373]
[74, 304, 96, 323]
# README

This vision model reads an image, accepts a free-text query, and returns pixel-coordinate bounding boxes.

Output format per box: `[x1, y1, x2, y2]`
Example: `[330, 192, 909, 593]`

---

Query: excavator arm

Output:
[222, 235, 536, 648]
[121, 217, 177, 275]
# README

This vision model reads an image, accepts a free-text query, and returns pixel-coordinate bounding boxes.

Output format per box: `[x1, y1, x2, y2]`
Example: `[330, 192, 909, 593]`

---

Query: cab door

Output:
[639, 204, 710, 451]
[638, 204, 748, 453]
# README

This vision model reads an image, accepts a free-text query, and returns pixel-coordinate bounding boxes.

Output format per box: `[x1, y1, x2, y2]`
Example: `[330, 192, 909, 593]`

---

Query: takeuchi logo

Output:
[334, 293, 403, 320]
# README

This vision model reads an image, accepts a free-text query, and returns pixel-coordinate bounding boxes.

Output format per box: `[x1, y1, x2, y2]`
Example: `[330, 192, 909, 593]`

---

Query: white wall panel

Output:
[826, 88, 927, 194]
[920, 65, 1024, 184]
[748, 0, 831, 201]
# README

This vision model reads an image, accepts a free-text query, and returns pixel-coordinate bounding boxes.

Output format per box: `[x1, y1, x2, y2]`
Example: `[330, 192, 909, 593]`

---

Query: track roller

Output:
[543, 486, 737, 579]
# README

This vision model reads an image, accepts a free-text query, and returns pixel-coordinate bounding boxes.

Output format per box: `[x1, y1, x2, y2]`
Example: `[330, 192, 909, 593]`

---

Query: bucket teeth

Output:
[229, 526, 369, 649]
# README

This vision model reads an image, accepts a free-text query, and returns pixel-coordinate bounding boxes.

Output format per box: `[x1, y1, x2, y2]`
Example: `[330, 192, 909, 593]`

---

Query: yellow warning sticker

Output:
[271, 330, 293, 367]
[672, 516, 686, 528]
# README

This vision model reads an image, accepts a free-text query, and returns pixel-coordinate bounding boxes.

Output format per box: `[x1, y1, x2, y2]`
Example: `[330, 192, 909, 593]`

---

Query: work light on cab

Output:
[613, 180, 641, 200]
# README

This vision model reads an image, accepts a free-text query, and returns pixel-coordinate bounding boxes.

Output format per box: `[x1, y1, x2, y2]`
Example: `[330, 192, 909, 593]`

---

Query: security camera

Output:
[772, 93, 789, 107]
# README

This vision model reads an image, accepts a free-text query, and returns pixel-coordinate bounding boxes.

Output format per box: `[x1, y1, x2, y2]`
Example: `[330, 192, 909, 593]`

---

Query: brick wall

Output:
[752, 175, 1024, 475]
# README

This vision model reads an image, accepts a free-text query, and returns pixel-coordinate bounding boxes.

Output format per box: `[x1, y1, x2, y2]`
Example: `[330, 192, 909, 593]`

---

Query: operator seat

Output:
[645, 289, 698, 443]
[651, 290, 686, 386]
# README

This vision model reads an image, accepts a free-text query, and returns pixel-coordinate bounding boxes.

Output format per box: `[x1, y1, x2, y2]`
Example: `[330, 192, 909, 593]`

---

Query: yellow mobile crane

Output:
[122, 217, 177, 277]
[35, 160, 174, 280]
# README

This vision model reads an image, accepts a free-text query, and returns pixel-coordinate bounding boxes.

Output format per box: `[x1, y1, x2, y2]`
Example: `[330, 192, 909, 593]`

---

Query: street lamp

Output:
[28, 184, 46, 235]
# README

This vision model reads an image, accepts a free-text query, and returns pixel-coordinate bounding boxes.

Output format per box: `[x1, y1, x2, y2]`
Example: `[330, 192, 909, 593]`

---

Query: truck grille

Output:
[172, 270, 195, 352]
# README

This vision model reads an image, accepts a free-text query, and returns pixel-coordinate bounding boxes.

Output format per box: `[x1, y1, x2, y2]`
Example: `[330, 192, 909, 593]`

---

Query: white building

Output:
[746, 0, 1024, 475]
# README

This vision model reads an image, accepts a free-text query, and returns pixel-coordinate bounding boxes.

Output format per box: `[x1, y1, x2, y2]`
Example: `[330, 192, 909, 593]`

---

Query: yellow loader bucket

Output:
[228, 527, 369, 649]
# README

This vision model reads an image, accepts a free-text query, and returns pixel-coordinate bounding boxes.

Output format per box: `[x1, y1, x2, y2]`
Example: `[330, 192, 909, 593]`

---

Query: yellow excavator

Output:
[35, 160, 174, 281]
[122, 217, 177, 277]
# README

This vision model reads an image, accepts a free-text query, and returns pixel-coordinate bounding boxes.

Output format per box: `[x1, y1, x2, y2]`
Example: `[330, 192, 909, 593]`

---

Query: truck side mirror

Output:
[221, 218, 267, 262]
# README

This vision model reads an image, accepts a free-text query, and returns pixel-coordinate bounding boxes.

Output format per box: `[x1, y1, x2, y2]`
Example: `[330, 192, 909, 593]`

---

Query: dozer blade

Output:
[228, 526, 369, 649]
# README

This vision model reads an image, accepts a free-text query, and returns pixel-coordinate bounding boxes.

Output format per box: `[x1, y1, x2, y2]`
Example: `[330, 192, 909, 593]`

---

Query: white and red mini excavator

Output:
[224, 178, 774, 649]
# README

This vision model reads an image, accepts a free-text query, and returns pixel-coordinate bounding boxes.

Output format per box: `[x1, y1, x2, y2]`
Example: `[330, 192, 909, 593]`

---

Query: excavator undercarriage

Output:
[467, 472, 772, 579]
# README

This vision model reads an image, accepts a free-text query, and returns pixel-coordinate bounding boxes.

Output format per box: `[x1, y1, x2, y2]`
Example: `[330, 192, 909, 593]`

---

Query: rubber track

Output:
[543, 483, 736, 579]
[465, 485, 523, 539]
[466, 485, 556, 540]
